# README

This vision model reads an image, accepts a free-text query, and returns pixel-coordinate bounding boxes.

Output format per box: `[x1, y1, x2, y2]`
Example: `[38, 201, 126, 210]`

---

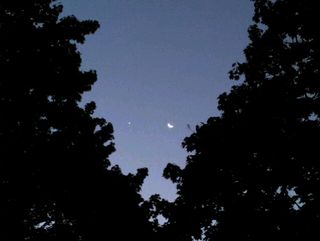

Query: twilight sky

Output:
[61, 0, 253, 201]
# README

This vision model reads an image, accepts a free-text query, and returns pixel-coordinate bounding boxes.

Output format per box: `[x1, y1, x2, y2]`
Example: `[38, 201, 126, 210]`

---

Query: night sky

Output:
[61, 0, 253, 201]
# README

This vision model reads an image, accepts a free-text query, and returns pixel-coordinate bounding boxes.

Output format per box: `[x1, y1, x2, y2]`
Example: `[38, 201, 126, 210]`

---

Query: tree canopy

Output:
[0, 1, 154, 240]
[158, 0, 320, 240]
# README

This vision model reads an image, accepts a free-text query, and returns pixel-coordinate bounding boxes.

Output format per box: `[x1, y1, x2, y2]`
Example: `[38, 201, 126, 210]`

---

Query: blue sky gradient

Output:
[61, 0, 253, 201]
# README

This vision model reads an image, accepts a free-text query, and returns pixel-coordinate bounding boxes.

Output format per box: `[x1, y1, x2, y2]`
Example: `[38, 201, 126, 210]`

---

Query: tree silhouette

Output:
[0, 1, 154, 240]
[158, 0, 320, 240]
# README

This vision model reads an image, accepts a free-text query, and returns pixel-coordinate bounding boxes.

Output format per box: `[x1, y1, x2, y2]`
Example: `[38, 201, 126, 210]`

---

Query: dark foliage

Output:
[0, 1, 154, 240]
[159, 0, 320, 240]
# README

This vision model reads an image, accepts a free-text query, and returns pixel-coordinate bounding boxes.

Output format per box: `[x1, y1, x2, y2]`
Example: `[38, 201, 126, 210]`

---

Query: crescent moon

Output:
[167, 123, 174, 129]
